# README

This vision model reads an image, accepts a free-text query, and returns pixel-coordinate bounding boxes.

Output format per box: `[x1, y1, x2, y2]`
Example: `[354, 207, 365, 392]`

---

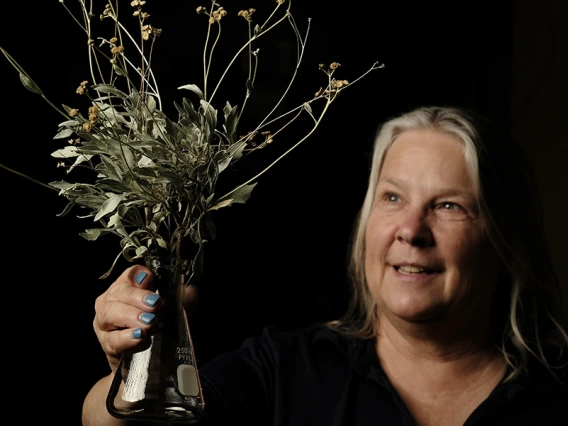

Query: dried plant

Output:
[0, 0, 382, 282]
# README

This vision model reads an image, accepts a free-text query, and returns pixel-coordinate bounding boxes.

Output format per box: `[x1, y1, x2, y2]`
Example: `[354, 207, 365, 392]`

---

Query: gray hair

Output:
[329, 105, 568, 381]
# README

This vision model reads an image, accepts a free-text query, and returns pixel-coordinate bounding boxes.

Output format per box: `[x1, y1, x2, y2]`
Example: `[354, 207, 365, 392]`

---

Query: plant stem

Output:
[0, 163, 59, 193]
[216, 98, 332, 203]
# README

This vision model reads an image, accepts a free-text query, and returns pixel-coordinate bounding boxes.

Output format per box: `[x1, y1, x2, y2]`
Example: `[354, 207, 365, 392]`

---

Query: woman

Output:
[82, 106, 568, 425]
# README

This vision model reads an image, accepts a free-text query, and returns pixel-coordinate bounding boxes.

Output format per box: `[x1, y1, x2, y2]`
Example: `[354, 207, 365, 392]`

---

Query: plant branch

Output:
[0, 163, 59, 193]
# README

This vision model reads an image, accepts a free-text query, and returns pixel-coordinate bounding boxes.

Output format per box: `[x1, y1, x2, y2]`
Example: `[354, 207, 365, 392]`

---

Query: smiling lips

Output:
[393, 264, 442, 274]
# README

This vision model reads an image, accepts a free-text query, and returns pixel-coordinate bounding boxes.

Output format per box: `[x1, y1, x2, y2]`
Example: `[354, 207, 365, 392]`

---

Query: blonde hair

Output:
[329, 105, 568, 381]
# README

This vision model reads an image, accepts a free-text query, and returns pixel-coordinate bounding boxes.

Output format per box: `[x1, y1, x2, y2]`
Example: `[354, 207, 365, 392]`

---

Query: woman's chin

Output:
[381, 299, 449, 324]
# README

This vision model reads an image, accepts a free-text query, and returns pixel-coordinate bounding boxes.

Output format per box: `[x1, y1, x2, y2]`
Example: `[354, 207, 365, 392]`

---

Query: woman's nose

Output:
[395, 208, 434, 247]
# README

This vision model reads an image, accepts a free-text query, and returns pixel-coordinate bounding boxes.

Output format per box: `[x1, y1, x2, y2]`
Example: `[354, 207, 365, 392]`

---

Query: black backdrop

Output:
[0, 0, 513, 423]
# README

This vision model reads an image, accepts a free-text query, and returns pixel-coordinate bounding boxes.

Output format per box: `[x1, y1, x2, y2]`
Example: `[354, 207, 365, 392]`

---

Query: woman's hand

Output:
[93, 264, 199, 373]
[83, 265, 198, 426]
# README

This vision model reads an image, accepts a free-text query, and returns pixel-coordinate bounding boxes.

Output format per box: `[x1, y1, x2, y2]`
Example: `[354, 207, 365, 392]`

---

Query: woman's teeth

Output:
[396, 266, 431, 274]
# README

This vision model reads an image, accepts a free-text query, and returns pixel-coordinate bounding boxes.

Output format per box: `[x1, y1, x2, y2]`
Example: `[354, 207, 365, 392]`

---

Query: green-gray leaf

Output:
[94, 193, 125, 221]
[19, 72, 42, 95]
[80, 228, 112, 241]
[51, 146, 79, 158]
[53, 128, 76, 140]
[178, 84, 204, 99]
[92, 84, 129, 99]
[210, 182, 258, 210]
[225, 183, 257, 204]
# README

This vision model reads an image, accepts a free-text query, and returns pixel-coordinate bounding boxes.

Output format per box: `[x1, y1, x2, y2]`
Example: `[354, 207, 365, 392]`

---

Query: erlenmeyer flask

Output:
[106, 255, 204, 423]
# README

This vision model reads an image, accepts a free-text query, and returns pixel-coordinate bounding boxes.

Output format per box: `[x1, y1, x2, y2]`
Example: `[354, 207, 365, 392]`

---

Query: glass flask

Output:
[106, 255, 204, 422]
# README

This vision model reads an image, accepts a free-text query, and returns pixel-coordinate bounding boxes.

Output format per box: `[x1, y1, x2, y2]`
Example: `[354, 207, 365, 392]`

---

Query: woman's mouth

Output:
[394, 265, 440, 275]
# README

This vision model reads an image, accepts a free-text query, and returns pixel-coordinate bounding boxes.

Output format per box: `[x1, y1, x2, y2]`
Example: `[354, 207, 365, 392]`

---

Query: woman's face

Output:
[364, 129, 501, 328]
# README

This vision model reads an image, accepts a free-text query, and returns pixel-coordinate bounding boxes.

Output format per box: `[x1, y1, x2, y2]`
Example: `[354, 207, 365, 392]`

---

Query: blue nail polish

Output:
[140, 312, 156, 325]
[135, 271, 148, 285]
[144, 293, 160, 307]
[132, 328, 142, 339]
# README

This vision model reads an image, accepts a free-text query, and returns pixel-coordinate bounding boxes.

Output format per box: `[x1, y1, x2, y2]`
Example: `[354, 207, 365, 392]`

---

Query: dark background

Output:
[1, 0, 566, 423]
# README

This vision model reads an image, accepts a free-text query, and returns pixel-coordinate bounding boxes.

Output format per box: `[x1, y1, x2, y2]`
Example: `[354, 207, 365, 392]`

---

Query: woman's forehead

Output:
[383, 129, 467, 170]
[378, 129, 479, 196]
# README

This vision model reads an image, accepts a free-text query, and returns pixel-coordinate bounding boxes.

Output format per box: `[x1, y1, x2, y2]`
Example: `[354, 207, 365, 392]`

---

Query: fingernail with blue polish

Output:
[144, 293, 160, 307]
[132, 328, 142, 339]
[140, 312, 156, 325]
[135, 271, 147, 285]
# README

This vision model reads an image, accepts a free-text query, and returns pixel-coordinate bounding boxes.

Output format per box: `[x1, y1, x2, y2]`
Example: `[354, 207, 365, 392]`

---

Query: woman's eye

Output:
[386, 193, 400, 202]
[438, 202, 465, 213]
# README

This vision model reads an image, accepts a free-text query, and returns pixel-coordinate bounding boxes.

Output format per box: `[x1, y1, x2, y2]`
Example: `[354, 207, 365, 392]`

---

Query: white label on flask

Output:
[177, 364, 199, 396]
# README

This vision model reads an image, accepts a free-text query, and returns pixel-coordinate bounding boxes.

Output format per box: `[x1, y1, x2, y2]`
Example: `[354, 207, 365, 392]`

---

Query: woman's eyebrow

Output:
[377, 176, 406, 188]
[377, 176, 475, 198]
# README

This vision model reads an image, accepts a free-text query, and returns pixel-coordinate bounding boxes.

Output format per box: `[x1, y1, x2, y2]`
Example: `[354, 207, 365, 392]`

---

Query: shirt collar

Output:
[313, 323, 568, 394]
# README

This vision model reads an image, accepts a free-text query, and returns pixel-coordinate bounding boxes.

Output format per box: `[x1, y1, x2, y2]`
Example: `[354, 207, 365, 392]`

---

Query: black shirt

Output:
[199, 324, 568, 425]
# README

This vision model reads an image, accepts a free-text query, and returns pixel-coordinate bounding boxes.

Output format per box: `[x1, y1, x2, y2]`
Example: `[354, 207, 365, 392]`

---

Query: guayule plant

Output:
[0, 0, 381, 282]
